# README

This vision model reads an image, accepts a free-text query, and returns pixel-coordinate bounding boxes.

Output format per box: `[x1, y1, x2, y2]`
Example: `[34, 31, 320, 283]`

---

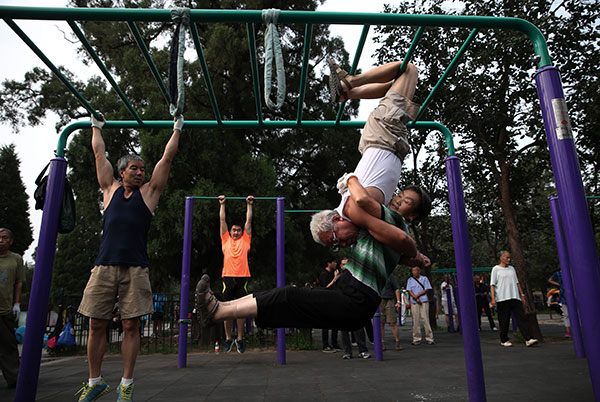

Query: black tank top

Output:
[95, 186, 153, 267]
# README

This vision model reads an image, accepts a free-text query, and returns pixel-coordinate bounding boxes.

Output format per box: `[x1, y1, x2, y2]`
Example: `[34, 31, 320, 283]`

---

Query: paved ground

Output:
[2, 315, 593, 401]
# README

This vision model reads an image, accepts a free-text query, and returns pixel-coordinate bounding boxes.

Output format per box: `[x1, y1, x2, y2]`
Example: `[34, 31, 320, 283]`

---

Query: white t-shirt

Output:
[335, 147, 402, 220]
[440, 281, 455, 303]
[490, 265, 520, 302]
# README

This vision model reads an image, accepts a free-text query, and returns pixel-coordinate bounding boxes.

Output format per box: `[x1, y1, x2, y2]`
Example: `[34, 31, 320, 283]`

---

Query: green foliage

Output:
[0, 144, 33, 255]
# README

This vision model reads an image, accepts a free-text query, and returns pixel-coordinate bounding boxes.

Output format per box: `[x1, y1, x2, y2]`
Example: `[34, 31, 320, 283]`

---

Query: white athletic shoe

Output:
[500, 341, 513, 347]
[525, 338, 539, 347]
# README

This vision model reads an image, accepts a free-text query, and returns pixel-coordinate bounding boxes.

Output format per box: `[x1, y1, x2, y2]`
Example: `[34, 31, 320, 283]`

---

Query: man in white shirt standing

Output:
[406, 266, 434, 345]
[490, 251, 539, 347]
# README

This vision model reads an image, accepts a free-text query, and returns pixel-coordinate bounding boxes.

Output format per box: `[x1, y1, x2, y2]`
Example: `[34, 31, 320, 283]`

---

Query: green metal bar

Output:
[284, 209, 321, 213]
[193, 196, 278, 200]
[407, 121, 455, 156]
[432, 267, 493, 273]
[0, 7, 552, 67]
[127, 21, 171, 107]
[296, 23, 313, 124]
[67, 20, 143, 123]
[335, 24, 370, 124]
[587, 196, 600, 200]
[189, 22, 222, 123]
[4, 19, 101, 120]
[246, 23, 263, 123]
[397, 26, 424, 76]
[414, 28, 479, 122]
[56, 120, 455, 157]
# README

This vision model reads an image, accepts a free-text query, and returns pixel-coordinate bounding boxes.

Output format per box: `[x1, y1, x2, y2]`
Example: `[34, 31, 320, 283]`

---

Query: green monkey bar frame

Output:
[7, 6, 590, 402]
[2, 6, 551, 159]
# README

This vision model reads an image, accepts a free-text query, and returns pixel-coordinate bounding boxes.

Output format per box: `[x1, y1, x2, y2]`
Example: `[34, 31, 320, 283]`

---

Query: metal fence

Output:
[45, 294, 312, 355]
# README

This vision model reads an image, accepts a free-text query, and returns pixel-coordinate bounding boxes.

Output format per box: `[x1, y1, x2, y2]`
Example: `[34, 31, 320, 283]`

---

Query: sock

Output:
[89, 376, 102, 386]
[121, 377, 134, 386]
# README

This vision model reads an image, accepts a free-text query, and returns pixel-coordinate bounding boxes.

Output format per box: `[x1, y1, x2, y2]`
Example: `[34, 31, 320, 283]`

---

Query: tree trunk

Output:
[497, 161, 543, 340]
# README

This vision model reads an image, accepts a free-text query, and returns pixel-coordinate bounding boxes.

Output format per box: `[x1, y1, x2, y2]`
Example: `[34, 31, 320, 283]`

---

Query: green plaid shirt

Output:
[345, 205, 409, 295]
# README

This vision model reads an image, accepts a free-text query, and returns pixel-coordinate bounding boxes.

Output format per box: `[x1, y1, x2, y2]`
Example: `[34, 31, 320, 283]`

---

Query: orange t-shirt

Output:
[221, 231, 251, 277]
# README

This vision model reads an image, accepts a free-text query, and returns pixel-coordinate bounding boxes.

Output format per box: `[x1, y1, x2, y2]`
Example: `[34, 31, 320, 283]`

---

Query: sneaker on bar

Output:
[76, 378, 110, 402]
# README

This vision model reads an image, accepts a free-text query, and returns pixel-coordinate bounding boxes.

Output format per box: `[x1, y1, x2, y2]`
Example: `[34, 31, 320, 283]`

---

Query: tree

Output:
[374, 0, 600, 338]
[0, 144, 33, 256]
[3, 0, 364, 299]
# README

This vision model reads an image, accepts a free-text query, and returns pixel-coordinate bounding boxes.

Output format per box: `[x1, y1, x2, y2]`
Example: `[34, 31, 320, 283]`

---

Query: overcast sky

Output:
[0, 0, 403, 263]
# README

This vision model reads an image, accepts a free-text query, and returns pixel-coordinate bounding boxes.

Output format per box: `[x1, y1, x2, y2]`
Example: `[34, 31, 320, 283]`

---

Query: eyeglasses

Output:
[331, 225, 340, 252]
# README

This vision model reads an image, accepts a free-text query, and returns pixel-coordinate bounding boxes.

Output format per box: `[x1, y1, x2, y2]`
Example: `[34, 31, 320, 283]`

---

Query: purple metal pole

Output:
[445, 155, 487, 402]
[536, 66, 600, 396]
[548, 196, 585, 358]
[177, 197, 194, 368]
[511, 312, 517, 331]
[276, 197, 286, 365]
[373, 308, 383, 361]
[446, 286, 455, 333]
[453, 274, 463, 334]
[15, 158, 66, 402]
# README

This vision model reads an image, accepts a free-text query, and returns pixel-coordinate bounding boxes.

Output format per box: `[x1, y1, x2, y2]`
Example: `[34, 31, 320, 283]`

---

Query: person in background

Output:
[0, 228, 23, 389]
[474, 275, 496, 331]
[406, 266, 434, 345]
[379, 275, 403, 351]
[318, 257, 342, 353]
[548, 270, 570, 337]
[490, 251, 539, 347]
[441, 275, 459, 331]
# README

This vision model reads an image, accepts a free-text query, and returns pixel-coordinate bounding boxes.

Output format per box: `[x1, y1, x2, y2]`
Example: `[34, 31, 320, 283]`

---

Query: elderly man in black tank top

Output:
[76, 113, 183, 401]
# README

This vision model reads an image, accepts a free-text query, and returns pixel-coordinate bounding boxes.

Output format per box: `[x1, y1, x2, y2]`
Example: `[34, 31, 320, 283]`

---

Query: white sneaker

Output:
[526, 338, 539, 347]
[492, 327, 498, 331]
[500, 341, 513, 347]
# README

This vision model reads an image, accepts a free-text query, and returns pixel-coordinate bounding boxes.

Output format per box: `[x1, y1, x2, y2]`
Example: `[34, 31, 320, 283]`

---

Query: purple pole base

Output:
[549, 196, 585, 358]
[276, 197, 286, 365]
[446, 155, 487, 402]
[511, 312, 517, 332]
[373, 308, 383, 361]
[15, 158, 67, 402]
[536, 65, 600, 398]
[178, 197, 194, 368]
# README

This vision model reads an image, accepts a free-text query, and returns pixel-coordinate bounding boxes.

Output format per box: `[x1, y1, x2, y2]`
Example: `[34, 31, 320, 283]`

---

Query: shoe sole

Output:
[88, 386, 110, 401]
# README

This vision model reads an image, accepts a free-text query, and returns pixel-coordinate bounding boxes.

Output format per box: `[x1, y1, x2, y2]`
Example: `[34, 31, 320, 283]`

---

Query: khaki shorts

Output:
[380, 298, 398, 324]
[442, 299, 458, 315]
[359, 91, 420, 160]
[78, 265, 153, 320]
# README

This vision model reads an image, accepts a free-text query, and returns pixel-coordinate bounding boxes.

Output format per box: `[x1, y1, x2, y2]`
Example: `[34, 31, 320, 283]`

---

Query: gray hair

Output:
[0, 228, 14, 239]
[309, 210, 339, 246]
[498, 250, 510, 259]
[117, 154, 145, 172]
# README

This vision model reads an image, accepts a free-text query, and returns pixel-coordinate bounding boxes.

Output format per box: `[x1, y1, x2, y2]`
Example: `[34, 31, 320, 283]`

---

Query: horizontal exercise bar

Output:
[284, 210, 321, 213]
[0, 7, 551, 67]
[192, 196, 279, 200]
[67, 20, 143, 123]
[4, 18, 101, 120]
[56, 120, 456, 157]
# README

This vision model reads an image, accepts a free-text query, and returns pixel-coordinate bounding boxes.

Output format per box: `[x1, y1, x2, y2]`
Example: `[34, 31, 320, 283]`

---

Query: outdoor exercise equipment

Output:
[2, 6, 599, 402]
[177, 196, 285, 368]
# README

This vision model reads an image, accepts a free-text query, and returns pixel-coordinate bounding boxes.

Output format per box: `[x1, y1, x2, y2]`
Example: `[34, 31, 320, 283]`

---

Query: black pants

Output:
[322, 328, 339, 349]
[477, 298, 496, 330]
[341, 327, 368, 355]
[497, 299, 532, 343]
[0, 314, 19, 385]
[254, 270, 380, 331]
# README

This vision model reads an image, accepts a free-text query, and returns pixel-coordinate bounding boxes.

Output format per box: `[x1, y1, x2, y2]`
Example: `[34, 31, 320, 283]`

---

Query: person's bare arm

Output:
[548, 278, 560, 287]
[219, 195, 227, 235]
[517, 282, 526, 303]
[490, 285, 497, 307]
[143, 121, 182, 211]
[91, 126, 117, 192]
[244, 195, 254, 235]
[346, 176, 382, 218]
